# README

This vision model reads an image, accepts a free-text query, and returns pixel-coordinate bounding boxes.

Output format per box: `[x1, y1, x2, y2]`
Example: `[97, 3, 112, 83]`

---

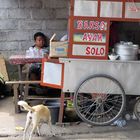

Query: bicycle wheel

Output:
[134, 98, 140, 120]
[74, 74, 126, 125]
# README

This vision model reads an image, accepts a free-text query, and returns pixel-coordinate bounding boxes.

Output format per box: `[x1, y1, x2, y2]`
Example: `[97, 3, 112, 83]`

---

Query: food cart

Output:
[42, 0, 140, 125]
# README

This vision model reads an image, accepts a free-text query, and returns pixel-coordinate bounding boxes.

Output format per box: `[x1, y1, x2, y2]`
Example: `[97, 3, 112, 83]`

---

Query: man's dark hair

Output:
[34, 32, 50, 47]
[34, 32, 46, 41]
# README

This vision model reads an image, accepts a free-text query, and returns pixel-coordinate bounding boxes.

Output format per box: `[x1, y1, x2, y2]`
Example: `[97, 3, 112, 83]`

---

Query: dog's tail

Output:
[18, 100, 35, 112]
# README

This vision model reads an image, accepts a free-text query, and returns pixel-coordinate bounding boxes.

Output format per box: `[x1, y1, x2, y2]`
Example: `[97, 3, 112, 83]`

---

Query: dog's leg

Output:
[29, 119, 38, 140]
[37, 125, 41, 136]
[23, 116, 31, 140]
[29, 125, 37, 140]
[48, 120, 55, 136]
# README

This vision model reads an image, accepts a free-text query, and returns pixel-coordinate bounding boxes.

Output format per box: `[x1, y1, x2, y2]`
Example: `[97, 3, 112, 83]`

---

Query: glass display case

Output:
[68, 0, 140, 59]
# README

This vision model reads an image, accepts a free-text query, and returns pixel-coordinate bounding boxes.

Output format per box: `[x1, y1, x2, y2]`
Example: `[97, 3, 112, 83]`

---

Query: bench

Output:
[5, 80, 40, 113]
[5, 80, 69, 124]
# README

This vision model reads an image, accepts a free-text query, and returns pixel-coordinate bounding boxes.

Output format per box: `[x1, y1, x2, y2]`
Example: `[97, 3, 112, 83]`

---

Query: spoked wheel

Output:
[134, 98, 140, 120]
[74, 74, 126, 125]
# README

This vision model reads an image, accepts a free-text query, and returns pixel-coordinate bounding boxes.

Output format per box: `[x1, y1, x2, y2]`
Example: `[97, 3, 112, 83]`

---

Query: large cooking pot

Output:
[114, 42, 139, 61]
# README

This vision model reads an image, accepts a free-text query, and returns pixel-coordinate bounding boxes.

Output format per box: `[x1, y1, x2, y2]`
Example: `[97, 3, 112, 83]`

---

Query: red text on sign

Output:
[82, 33, 103, 42]
[76, 20, 107, 30]
[86, 46, 105, 56]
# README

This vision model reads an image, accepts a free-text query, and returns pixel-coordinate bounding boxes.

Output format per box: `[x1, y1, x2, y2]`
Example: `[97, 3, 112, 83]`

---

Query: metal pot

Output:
[114, 42, 139, 60]
[119, 55, 138, 61]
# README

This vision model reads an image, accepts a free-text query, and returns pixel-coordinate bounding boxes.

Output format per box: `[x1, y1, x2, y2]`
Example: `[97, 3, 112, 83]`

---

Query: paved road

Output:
[0, 97, 140, 140]
[0, 134, 139, 140]
[0, 128, 140, 140]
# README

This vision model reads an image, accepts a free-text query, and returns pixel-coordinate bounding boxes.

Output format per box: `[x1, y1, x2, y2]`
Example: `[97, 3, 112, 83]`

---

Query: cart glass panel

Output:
[74, 0, 98, 17]
[100, 1, 122, 18]
[125, 2, 140, 18]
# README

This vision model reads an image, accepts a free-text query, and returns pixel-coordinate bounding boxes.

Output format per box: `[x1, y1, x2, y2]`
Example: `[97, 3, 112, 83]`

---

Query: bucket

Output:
[44, 100, 60, 124]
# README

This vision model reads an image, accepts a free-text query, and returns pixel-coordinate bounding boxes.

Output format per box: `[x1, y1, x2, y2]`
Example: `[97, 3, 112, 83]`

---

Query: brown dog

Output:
[18, 100, 54, 140]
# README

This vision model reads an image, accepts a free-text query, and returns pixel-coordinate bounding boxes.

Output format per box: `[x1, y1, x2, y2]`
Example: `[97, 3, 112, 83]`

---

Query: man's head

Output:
[34, 32, 46, 49]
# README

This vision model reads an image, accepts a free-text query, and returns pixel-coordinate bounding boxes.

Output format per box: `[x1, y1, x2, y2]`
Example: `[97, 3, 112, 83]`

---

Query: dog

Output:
[18, 100, 54, 140]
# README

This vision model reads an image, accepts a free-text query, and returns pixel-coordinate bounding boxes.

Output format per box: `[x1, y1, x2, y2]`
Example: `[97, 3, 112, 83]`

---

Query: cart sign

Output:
[69, 0, 110, 59]
[72, 44, 106, 56]
[74, 20, 107, 31]
[73, 33, 106, 43]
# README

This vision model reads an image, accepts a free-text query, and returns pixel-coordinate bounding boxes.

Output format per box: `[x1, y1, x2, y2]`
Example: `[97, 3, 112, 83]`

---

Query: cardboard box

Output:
[49, 41, 68, 57]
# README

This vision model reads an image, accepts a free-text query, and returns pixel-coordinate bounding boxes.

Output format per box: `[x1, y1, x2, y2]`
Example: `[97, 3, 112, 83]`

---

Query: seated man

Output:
[25, 32, 50, 95]
[28, 32, 49, 80]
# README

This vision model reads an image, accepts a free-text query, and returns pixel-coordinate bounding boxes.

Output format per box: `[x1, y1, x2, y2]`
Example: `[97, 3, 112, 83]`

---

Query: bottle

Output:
[29, 48, 35, 58]
[125, 114, 131, 121]
[25, 50, 30, 58]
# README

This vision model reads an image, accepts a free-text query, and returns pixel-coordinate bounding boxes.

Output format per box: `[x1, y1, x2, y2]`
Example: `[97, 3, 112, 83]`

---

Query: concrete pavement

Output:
[0, 97, 140, 140]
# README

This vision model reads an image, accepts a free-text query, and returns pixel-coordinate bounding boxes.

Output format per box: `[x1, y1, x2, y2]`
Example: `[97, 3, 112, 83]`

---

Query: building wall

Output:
[0, 0, 69, 59]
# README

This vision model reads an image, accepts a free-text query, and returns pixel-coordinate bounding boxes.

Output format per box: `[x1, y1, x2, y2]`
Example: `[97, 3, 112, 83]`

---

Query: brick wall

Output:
[0, 0, 69, 59]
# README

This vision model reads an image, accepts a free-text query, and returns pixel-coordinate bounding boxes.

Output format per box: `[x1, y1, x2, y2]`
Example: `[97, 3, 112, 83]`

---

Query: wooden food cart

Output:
[42, 0, 140, 125]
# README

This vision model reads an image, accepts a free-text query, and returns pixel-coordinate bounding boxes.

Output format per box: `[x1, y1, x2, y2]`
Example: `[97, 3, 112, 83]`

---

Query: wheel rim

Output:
[74, 75, 125, 125]
[134, 99, 140, 120]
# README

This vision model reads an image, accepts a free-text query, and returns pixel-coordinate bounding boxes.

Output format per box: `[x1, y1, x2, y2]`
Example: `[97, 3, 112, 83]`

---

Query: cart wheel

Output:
[134, 98, 140, 120]
[74, 74, 126, 126]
